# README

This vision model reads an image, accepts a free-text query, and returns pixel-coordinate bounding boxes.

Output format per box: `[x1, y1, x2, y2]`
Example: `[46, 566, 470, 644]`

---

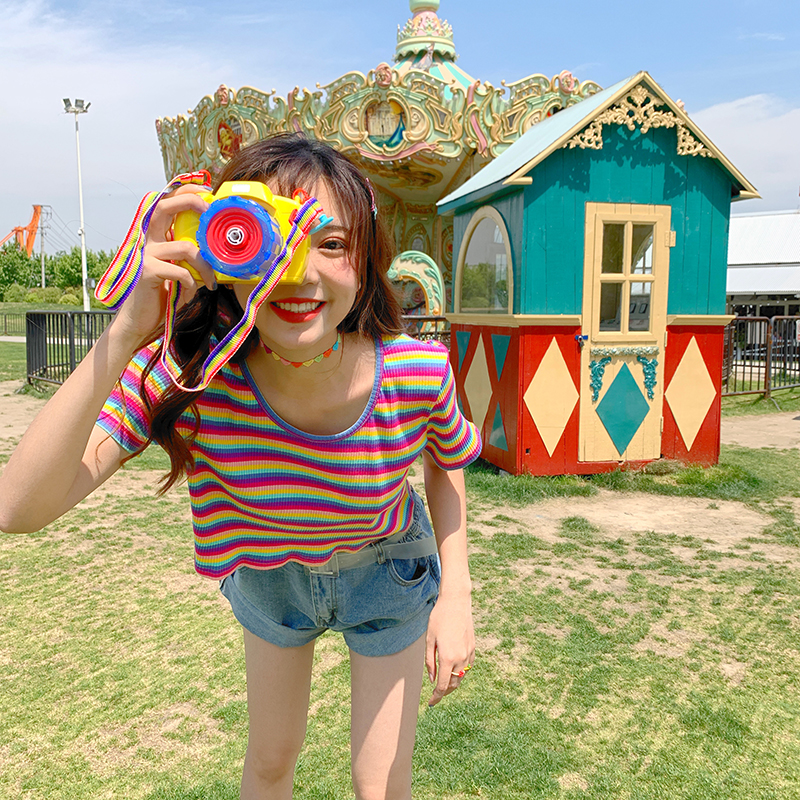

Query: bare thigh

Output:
[350, 634, 426, 800]
[240, 629, 316, 800]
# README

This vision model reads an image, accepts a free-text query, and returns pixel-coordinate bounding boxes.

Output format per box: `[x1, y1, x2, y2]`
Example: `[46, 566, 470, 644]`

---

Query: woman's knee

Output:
[243, 733, 305, 787]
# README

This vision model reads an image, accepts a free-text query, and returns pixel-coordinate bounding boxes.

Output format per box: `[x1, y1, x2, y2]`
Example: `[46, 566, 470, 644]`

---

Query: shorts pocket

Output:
[386, 553, 432, 587]
[385, 512, 436, 587]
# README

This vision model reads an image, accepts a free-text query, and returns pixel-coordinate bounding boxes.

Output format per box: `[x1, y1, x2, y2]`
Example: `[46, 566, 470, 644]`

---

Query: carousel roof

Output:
[155, 1, 603, 209]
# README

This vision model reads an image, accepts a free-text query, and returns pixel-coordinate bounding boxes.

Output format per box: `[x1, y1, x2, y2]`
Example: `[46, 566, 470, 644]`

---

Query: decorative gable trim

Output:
[565, 85, 714, 158]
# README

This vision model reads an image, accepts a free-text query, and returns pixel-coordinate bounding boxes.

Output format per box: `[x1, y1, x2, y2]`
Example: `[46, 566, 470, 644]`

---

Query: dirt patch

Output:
[470, 490, 769, 549]
[721, 411, 800, 450]
[0, 381, 48, 453]
[77, 701, 226, 777]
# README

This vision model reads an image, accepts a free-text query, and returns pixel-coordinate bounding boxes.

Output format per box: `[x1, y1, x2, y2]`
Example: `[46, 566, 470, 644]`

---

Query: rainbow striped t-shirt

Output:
[98, 334, 481, 579]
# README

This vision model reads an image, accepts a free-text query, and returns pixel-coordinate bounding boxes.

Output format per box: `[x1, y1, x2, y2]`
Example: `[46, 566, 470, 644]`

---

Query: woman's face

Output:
[232, 181, 359, 361]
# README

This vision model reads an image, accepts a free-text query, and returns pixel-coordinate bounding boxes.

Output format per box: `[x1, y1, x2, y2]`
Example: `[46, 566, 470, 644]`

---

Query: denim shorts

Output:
[219, 490, 440, 657]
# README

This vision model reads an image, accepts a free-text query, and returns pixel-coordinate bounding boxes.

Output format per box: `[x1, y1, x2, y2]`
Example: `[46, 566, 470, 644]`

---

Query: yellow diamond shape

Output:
[665, 336, 717, 450]
[463, 333, 492, 431]
[524, 338, 578, 456]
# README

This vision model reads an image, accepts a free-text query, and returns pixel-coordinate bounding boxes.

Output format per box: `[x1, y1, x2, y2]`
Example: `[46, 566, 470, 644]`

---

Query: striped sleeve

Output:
[424, 354, 482, 469]
[96, 344, 164, 453]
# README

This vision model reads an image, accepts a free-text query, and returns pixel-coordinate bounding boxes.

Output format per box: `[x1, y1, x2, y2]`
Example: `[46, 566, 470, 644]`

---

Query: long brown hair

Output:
[134, 134, 402, 491]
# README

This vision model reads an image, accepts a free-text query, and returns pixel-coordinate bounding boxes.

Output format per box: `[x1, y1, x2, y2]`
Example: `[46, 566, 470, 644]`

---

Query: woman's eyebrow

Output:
[317, 224, 349, 234]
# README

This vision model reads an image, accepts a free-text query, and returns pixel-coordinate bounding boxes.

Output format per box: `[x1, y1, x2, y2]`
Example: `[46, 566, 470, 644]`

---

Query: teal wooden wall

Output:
[518, 123, 733, 315]
[451, 190, 524, 313]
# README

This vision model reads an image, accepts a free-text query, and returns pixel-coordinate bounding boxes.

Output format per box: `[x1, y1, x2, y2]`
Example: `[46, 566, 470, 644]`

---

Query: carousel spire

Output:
[396, 0, 456, 61]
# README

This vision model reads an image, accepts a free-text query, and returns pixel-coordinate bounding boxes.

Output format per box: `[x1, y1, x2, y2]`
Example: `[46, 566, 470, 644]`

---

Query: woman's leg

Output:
[350, 634, 426, 800]
[240, 628, 316, 800]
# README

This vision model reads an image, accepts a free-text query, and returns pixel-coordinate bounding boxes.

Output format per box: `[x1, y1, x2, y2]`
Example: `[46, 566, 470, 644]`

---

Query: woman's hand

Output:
[422, 457, 475, 707]
[426, 588, 475, 707]
[111, 186, 216, 348]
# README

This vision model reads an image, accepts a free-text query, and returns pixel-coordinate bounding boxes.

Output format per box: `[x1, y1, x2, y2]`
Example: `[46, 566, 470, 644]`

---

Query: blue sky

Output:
[1, 0, 798, 255]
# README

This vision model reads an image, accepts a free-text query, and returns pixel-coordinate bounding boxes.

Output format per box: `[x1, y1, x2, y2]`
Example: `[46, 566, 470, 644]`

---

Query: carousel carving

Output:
[155, 0, 602, 307]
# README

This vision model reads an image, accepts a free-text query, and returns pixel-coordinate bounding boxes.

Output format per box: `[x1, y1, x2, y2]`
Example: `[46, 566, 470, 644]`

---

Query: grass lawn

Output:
[2, 440, 799, 798]
[721, 385, 800, 416]
[0, 301, 82, 314]
[3, 343, 800, 797]
[0, 341, 26, 381]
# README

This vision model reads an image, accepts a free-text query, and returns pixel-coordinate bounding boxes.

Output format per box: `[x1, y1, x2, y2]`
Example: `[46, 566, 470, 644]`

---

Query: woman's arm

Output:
[422, 452, 475, 707]
[0, 190, 214, 533]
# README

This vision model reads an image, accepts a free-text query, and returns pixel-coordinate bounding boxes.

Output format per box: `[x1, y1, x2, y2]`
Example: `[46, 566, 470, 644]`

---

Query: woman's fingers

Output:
[146, 191, 209, 244]
[146, 241, 216, 291]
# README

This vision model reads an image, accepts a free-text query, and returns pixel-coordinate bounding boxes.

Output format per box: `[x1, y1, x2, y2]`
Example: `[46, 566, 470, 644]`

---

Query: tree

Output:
[0, 243, 37, 300]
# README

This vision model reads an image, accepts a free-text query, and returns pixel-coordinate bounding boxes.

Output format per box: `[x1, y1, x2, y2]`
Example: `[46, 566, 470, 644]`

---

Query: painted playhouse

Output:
[438, 72, 759, 475]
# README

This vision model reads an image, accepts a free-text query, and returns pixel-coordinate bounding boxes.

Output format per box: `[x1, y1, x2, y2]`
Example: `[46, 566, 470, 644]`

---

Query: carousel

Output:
[155, 0, 601, 313]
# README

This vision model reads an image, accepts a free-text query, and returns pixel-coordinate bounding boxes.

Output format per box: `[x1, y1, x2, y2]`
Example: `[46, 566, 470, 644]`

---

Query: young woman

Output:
[0, 134, 481, 800]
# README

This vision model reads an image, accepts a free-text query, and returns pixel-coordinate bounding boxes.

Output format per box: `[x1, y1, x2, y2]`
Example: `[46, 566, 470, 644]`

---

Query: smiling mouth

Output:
[272, 300, 323, 314]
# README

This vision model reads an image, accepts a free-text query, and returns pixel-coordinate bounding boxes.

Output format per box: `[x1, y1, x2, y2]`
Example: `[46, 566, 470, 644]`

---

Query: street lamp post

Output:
[63, 98, 91, 312]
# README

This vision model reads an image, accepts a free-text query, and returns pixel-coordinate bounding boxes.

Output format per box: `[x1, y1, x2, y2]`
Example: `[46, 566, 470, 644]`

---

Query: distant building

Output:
[727, 210, 800, 317]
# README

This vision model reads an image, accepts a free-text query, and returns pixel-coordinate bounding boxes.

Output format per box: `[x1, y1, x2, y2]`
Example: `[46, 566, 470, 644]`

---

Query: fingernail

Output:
[212, 281, 218, 291]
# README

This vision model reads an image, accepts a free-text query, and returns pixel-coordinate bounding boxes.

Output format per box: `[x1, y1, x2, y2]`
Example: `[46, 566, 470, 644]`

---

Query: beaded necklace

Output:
[262, 332, 342, 368]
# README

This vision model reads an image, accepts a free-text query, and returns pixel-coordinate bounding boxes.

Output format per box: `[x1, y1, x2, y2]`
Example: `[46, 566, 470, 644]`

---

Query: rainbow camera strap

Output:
[95, 172, 326, 393]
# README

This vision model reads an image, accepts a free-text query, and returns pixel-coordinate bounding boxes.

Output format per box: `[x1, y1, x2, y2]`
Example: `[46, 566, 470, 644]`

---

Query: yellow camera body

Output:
[172, 181, 311, 284]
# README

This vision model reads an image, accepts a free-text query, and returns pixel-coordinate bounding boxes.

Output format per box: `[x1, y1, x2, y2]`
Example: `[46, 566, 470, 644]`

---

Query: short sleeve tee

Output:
[98, 334, 481, 579]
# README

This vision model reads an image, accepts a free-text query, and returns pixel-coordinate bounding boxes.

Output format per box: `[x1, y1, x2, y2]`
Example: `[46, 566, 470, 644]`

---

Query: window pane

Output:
[629, 282, 651, 331]
[601, 223, 625, 274]
[632, 225, 654, 275]
[460, 217, 509, 313]
[599, 283, 622, 331]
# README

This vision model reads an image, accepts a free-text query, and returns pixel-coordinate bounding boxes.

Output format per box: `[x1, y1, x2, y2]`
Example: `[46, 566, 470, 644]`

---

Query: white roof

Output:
[728, 211, 800, 266]
[727, 265, 800, 295]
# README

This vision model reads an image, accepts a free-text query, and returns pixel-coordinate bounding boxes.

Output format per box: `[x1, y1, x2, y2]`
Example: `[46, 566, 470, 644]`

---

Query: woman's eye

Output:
[320, 239, 347, 252]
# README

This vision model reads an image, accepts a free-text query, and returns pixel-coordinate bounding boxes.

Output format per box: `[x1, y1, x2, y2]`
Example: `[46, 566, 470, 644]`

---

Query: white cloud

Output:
[737, 32, 786, 41]
[0, 0, 296, 253]
[691, 94, 800, 212]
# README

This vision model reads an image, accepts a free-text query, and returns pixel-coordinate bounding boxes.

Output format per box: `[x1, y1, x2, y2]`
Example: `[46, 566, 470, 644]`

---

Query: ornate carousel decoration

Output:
[155, 0, 601, 305]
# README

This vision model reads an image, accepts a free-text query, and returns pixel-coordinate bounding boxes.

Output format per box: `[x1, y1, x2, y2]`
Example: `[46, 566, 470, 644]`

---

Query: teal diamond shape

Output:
[491, 334, 510, 381]
[489, 404, 508, 451]
[595, 363, 650, 455]
[456, 331, 471, 373]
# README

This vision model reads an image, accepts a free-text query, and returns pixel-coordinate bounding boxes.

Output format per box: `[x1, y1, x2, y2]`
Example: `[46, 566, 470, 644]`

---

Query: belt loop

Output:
[373, 540, 387, 564]
[308, 553, 340, 577]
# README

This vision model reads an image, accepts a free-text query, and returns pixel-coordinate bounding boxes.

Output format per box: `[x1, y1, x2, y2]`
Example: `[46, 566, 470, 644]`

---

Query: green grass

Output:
[0, 300, 81, 314]
[0, 341, 26, 381]
[722, 385, 800, 416]
[3, 442, 800, 798]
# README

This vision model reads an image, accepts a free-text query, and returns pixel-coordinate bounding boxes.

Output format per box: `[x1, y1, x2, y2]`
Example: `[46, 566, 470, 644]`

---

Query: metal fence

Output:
[26, 311, 115, 385]
[22, 311, 450, 385]
[1, 313, 26, 336]
[722, 316, 800, 397]
[401, 315, 449, 347]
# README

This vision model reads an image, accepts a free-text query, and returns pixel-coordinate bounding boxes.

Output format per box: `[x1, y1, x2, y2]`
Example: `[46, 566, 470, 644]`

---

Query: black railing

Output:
[723, 316, 800, 397]
[401, 315, 449, 347]
[26, 311, 115, 385]
[24, 311, 450, 385]
[1, 313, 26, 336]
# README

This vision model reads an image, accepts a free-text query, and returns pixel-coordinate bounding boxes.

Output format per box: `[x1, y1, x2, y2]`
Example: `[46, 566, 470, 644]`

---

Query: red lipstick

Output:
[270, 298, 324, 323]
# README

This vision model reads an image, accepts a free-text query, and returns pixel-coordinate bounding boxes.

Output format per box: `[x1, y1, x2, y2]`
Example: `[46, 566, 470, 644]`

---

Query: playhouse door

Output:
[578, 203, 671, 463]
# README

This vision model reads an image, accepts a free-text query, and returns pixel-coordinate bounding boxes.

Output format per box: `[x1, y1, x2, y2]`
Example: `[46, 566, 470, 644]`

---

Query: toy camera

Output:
[172, 182, 314, 284]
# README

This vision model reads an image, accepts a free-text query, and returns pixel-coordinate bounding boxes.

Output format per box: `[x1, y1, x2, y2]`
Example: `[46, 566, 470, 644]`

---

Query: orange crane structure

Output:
[1, 206, 42, 257]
